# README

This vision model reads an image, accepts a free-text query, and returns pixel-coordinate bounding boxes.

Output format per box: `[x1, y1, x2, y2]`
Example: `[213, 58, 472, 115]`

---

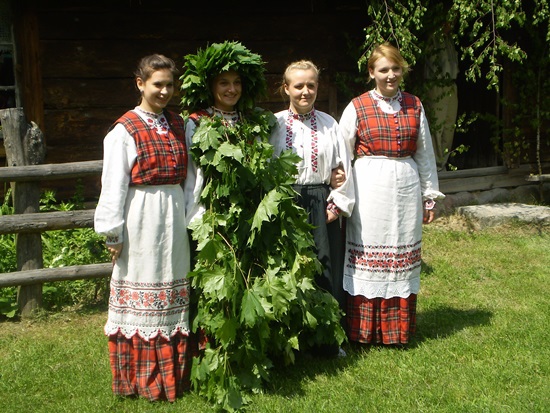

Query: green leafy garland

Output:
[180, 41, 268, 113]
[187, 109, 345, 411]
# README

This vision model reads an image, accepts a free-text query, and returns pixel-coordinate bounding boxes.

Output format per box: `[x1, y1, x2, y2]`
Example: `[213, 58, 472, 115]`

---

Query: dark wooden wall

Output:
[10, 0, 544, 202]
[37, 1, 366, 159]
[9, 0, 368, 199]
[11, 0, 367, 199]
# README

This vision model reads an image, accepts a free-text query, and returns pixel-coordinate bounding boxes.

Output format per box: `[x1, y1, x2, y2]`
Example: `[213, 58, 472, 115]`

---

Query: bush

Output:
[0, 186, 110, 319]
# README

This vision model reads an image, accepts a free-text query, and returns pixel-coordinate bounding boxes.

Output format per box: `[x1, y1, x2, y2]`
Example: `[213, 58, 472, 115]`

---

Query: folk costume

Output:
[339, 89, 444, 345]
[95, 107, 198, 401]
[270, 108, 354, 310]
[184, 106, 241, 224]
[180, 42, 346, 409]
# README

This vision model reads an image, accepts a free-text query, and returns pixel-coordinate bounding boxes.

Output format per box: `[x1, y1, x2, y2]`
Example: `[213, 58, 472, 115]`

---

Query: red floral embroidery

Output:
[285, 109, 319, 173]
[346, 241, 422, 273]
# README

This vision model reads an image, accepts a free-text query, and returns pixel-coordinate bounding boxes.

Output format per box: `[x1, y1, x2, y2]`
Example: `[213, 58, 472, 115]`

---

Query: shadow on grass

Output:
[420, 259, 435, 276]
[412, 306, 493, 345]
[264, 348, 360, 399]
[264, 305, 493, 399]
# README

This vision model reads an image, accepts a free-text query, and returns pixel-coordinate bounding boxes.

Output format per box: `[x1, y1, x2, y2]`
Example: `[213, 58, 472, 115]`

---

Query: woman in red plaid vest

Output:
[94, 54, 198, 401]
[339, 43, 445, 346]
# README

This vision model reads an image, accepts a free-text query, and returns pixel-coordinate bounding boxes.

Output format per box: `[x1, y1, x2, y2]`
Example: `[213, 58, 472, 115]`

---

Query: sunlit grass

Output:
[0, 216, 548, 412]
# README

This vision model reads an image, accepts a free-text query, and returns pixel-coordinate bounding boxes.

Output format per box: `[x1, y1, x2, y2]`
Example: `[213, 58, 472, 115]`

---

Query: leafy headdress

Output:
[180, 41, 268, 113]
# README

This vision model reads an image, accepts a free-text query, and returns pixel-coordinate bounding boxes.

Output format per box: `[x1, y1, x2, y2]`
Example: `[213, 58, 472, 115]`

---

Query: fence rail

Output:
[1, 107, 546, 317]
[0, 210, 95, 234]
[0, 264, 112, 288]
[0, 107, 108, 316]
[0, 160, 103, 181]
[0, 164, 107, 287]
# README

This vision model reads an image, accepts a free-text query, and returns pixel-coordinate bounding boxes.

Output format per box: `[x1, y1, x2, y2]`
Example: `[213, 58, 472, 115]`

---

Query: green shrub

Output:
[0, 185, 110, 319]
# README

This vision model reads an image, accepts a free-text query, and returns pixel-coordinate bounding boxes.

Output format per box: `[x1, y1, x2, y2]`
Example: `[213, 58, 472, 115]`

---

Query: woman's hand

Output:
[330, 166, 346, 188]
[423, 199, 436, 224]
[423, 209, 435, 224]
[107, 243, 123, 263]
[326, 209, 339, 223]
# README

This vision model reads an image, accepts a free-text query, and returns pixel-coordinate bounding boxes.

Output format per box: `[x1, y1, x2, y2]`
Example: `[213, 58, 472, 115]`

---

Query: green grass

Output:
[0, 216, 549, 413]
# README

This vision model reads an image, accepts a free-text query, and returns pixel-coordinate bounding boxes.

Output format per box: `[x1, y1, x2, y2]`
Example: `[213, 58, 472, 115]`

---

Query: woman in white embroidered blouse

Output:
[94, 54, 197, 401]
[269, 61, 355, 356]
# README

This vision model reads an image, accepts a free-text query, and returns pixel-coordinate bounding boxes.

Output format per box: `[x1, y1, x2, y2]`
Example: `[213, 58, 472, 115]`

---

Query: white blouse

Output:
[94, 108, 199, 243]
[339, 90, 444, 201]
[270, 108, 355, 216]
[183, 107, 241, 224]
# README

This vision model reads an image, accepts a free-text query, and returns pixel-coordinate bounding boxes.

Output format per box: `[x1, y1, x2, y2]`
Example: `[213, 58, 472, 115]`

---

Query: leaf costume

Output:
[181, 41, 345, 411]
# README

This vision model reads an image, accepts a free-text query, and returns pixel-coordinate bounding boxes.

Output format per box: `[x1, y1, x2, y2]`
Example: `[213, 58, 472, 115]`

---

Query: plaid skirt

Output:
[346, 293, 417, 345]
[108, 331, 193, 401]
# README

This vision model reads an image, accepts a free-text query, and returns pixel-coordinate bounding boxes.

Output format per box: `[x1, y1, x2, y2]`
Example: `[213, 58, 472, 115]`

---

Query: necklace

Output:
[286, 108, 319, 172]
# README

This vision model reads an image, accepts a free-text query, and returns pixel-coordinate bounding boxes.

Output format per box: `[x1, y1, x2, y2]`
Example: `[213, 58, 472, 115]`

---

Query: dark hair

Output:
[134, 54, 179, 81]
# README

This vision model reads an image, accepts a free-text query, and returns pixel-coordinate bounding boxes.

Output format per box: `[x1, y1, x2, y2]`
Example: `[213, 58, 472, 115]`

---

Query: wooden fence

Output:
[0, 108, 111, 316]
[1, 107, 547, 317]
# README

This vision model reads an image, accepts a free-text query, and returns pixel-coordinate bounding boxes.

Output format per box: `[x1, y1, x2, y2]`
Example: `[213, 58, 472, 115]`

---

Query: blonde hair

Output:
[367, 43, 410, 75]
[278, 60, 320, 98]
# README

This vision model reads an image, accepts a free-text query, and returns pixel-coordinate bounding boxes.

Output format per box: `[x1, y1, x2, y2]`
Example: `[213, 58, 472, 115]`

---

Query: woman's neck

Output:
[374, 88, 398, 98]
[136, 105, 162, 116]
[289, 105, 314, 115]
[212, 105, 236, 113]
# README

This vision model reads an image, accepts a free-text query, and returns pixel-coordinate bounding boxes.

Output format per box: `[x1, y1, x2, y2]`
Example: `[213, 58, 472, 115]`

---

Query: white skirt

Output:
[343, 156, 423, 299]
[104, 184, 191, 340]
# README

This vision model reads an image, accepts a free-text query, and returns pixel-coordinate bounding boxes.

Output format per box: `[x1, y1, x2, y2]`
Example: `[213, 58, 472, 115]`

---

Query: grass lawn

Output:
[0, 215, 548, 412]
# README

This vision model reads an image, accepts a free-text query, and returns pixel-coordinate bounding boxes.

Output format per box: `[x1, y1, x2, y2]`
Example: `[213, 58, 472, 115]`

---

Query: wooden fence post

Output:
[1, 107, 46, 316]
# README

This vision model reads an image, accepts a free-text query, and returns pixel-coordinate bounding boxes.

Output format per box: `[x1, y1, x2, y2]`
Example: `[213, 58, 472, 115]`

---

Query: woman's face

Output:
[369, 56, 403, 97]
[284, 68, 318, 114]
[211, 70, 242, 111]
[136, 68, 174, 113]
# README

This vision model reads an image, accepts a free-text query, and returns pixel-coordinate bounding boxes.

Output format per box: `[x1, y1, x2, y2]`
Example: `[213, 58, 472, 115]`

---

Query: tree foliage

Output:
[450, 0, 527, 89]
[361, 0, 427, 71]
[360, 0, 549, 92]
[359, 0, 550, 168]
[187, 109, 345, 411]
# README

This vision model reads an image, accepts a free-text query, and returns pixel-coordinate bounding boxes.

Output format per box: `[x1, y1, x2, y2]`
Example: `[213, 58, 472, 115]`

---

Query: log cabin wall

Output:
[12, 0, 368, 199]
[10, 0, 546, 203]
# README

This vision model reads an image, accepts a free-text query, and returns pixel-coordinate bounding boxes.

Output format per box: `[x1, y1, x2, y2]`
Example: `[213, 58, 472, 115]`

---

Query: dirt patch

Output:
[431, 214, 471, 231]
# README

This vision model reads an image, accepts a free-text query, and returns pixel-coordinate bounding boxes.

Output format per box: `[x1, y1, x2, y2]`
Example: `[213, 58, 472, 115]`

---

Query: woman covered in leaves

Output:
[269, 61, 354, 356]
[339, 43, 444, 346]
[94, 54, 197, 401]
[180, 41, 345, 411]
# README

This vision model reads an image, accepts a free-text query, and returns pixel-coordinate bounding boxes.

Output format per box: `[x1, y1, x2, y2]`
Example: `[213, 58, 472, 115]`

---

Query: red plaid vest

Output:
[113, 110, 187, 185]
[188, 109, 211, 126]
[352, 91, 421, 158]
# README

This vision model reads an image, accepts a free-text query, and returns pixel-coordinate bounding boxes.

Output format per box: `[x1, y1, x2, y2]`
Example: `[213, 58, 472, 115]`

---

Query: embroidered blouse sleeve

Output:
[338, 102, 359, 160]
[326, 114, 355, 217]
[183, 119, 206, 226]
[412, 104, 445, 201]
[94, 123, 137, 244]
[269, 112, 287, 157]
